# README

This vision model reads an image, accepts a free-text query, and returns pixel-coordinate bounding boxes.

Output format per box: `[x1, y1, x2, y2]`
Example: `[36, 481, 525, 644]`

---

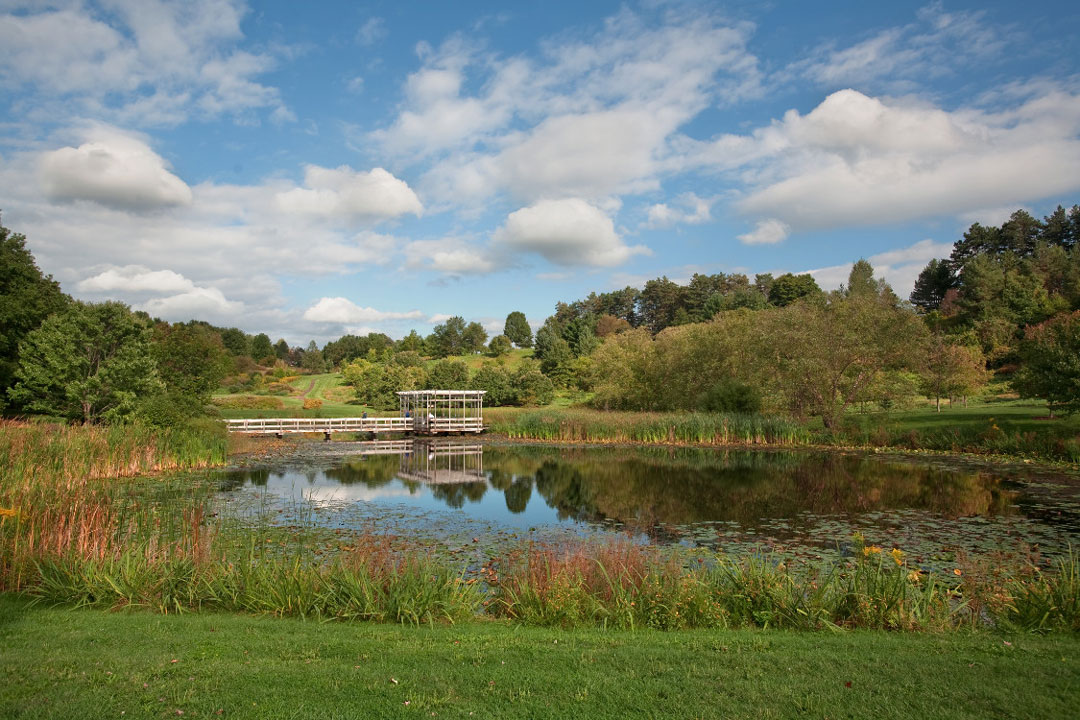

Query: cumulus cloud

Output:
[646, 193, 712, 228]
[275, 165, 422, 223]
[139, 286, 243, 319]
[77, 265, 196, 294]
[681, 88, 1080, 233]
[303, 297, 424, 324]
[493, 198, 649, 267]
[39, 130, 192, 210]
[403, 238, 499, 275]
[737, 219, 790, 245]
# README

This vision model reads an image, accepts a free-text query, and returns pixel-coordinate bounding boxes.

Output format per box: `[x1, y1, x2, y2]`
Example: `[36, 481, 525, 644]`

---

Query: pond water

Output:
[214, 440, 1080, 569]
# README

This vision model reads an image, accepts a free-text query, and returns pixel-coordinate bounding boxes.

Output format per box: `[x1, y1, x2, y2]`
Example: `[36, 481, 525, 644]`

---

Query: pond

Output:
[214, 440, 1080, 570]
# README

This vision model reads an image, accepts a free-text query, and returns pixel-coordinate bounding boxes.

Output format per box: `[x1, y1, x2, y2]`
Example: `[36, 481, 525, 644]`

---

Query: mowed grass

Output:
[1, 596, 1077, 720]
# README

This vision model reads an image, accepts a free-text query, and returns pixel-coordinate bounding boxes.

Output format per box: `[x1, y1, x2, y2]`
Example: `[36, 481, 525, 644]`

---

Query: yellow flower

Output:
[953, 568, 962, 576]
[863, 545, 883, 556]
[0, 507, 17, 522]
[890, 548, 905, 566]
[907, 570, 921, 583]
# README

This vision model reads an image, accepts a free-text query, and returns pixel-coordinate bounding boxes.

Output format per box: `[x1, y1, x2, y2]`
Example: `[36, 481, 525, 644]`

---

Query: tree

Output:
[638, 276, 688, 332]
[220, 327, 250, 357]
[274, 338, 289, 360]
[397, 330, 425, 353]
[470, 362, 513, 405]
[510, 360, 555, 406]
[767, 273, 821, 307]
[539, 336, 575, 387]
[426, 359, 469, 389]
[9, 301, 159, 423]
[462, 321, 488, 353]
[504, 311, 533, 347]
[844, 259, 877, 297]
[920, 337, 987, 412]
[428, 316, 466, 357]
[1013, 310, 1080, 415]
[301, 340, 327, 372]
[488, 334, 512, 357]
[595, 314, 631, 337]
[250, 333, 274, 362]
[0, 222, 69, 409]
[152, 323, 229, 400]
[140, 322, 229, 426]
[563, 316, 599, 357]
[910, 259, 956, 312]
[756, 293, 929, 427]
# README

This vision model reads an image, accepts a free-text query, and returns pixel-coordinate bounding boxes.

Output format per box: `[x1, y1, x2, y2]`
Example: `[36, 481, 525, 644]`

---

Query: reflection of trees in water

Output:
[322, 455, 401, 488]
[504, 477, 532, 514]
[217, 468, 270, 490]
[429, 482, 487, 509]
[498, 450, 1015, 530]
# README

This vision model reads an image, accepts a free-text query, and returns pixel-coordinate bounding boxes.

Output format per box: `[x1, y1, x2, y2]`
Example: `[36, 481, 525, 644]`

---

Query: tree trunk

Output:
[935, 395, 940, 413]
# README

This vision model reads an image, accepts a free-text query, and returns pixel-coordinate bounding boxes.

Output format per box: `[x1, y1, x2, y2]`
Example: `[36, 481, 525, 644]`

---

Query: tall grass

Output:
[487, 539, 1080, 632]
[488, 409, 807, 446]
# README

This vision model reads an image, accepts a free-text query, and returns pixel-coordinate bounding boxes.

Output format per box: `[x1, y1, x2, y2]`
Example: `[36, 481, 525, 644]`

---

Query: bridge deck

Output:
[225, 417, 484, 435]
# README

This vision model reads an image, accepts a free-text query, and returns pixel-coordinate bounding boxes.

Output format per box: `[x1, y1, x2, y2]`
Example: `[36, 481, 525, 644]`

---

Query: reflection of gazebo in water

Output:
[397, 389, 485, 435]
[398, 440, 485, 485]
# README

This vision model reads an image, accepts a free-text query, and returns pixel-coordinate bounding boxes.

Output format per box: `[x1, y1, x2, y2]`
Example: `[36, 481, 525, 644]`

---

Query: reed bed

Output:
[487, 540, 1080, 632]
[487, 409, 807, 446]
[819, 423, 1080, 462]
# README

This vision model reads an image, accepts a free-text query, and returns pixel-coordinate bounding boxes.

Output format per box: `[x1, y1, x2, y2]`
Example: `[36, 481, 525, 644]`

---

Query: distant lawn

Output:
[841, 394, 1080, 436]
[1, 596, 1077, 719]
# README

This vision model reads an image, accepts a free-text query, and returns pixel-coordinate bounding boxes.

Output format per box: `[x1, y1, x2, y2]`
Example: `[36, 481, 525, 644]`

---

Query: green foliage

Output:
[487, 334, 512, 357]
[219, 327, 250, 357]
[462, 321, 488, 353]
[10, 301, 160, 423]
[344, 359, 425, 409]
[503, 310, 533, 347]
[250, 333, 273, 362]
[470, 361, 514, 405]
[301, 340, 327, 372]
[152, 322, 230, 400]
[697, 378, 762, 414]
[427, 316, 466, 357]
[767, 273, 822, 306]
[920, 337, 987, 410]
[397, 329, 425, 352]
[510, 360, 555, 406]
[910, 258, 956, 312]
[1013, 310, 1080, 414]
[0, 222, 69, 409]
[425, 359, 469, 389]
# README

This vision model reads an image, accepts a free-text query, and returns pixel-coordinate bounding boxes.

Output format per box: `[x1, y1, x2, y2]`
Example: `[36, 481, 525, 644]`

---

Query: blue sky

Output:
[2, 0, 1079, 344]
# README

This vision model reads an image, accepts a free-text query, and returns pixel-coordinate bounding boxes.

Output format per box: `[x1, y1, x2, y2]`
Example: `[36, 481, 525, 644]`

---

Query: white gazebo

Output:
[397, 389, 485, 434]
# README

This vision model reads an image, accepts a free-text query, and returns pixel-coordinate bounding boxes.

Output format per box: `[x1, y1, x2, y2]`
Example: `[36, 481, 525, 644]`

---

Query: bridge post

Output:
[323, 431, 331, 442]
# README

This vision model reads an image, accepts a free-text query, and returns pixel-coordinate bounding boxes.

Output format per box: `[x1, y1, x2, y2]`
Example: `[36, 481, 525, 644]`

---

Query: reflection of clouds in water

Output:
[303, 484, 418, 505]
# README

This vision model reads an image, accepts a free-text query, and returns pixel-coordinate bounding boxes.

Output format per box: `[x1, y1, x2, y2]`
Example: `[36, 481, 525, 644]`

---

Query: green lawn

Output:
[1, 596, 1076, 719]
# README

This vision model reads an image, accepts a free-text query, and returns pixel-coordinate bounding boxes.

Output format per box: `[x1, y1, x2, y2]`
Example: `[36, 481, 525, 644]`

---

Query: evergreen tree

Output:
[503, 311, 533, 347]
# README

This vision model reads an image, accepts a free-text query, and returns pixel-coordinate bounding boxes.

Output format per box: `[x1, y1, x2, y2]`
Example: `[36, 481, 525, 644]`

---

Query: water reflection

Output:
[216, 440, 1080, 558]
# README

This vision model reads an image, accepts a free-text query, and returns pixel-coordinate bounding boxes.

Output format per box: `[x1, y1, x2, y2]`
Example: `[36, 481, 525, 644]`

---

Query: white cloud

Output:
[682, 88, 1080, 232]
[39, 129, 192, 210]
[646, 193, 712, 228]
[139, 286, 243, 320]
[375, 8, 762, 204]
[303, 297, 424, 324]
[737, 218, 789, 245]
[428, 313, 452, 324]
[77, 265, 195, 294]
[403, 237, 499, 275]
[493, 198, 649, 267]
[275, 165, 422, 223]
[0, 0, 289, 125]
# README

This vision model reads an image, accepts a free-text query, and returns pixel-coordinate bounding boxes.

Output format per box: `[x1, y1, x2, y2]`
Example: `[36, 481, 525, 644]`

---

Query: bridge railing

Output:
[225, 417, 412, 434]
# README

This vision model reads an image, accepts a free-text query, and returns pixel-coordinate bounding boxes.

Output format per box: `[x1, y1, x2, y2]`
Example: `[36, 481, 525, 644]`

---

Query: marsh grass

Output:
[487, 539, 1080, 632]
[487, 409, 806, 446]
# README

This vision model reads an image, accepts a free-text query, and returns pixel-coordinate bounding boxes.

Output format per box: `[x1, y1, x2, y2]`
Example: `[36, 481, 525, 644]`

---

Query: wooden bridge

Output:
[226, 389, 485, 437]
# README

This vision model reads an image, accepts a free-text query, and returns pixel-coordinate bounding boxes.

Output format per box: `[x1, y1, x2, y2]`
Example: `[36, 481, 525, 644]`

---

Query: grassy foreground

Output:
[1, 596, 1077, 720]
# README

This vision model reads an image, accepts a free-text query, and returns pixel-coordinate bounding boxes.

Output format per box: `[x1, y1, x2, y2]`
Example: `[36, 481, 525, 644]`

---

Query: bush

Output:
[211, 395, 285, 410]
[697, 378, 762, 414]
[303, 398, 323, 410]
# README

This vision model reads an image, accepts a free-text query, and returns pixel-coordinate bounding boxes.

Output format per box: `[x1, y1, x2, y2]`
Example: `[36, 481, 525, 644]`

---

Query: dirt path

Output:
[298, 378, 316, 398]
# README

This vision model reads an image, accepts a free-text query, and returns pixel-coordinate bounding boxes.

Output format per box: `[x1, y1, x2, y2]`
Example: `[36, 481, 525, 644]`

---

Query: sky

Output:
[2, 0, 1080, 345]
